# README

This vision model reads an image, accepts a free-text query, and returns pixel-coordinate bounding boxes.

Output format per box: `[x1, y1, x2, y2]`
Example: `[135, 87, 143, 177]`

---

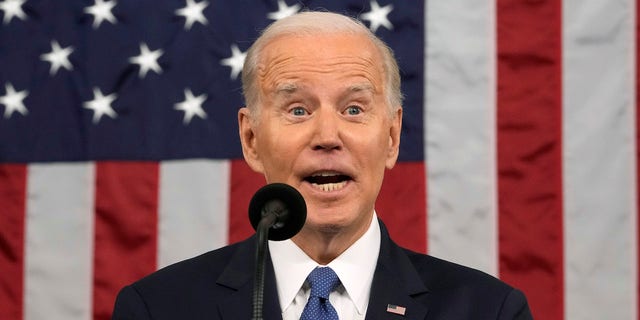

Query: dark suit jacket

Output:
[112, 221, 533, 319]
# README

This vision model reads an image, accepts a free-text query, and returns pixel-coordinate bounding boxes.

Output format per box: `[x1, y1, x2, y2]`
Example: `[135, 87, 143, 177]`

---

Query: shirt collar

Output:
[269, 212, 381, 315]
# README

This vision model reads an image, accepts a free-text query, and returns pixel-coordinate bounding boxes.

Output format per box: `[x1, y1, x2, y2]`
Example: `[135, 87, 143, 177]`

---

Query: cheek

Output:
[345, 139, 385, 174]
[367, 131, 395, 170]
[256, 133, 303, 173]
[361, 126, 392, 153]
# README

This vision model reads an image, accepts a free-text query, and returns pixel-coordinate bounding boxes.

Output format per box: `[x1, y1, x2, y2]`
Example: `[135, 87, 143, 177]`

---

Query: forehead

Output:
[257, 33, 385, 95]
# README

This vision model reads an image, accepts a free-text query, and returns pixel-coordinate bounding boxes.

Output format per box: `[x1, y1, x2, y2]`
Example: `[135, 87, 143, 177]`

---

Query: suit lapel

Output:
[366, 221, 430, 320]
[216, 236, 282, 320]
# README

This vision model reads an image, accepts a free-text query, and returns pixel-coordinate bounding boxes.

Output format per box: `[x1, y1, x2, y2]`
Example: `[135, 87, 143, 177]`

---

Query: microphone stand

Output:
[249, 184, 306, 320]
[252, 212, 277, 320]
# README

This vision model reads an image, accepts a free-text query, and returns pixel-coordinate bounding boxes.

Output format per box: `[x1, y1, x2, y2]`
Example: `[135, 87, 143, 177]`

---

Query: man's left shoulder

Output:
[403, 249, 509, 291]
[401, 249, 533, 319]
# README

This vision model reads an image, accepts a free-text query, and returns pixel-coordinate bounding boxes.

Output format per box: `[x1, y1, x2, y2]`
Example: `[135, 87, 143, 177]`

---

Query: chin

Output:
[305, 211, 352, 232]
[315, 223, 343, 234]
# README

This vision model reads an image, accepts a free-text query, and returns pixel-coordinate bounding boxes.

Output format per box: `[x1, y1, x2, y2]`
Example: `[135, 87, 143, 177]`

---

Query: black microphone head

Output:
[248, 183, 307, 241]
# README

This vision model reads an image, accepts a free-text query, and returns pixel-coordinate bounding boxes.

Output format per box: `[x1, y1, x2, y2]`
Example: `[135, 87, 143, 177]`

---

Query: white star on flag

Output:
[220, 44, 246, 80]
[175, 0, 208, 30]
[174, 88, 207, 124]
[360, 0, 393, 33]
[0, 83, 28, 118]
[40, 40, 74, 76]
[129, 43, 164, 78]
[0, 0, 27, 25]
[84, 0, 117, 29]
[267, 0, 300, 21]
[83, 87, 118, 124]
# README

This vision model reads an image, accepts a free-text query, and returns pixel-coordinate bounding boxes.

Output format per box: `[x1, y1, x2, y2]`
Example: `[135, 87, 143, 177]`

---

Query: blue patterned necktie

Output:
[300, 267, 341, 320]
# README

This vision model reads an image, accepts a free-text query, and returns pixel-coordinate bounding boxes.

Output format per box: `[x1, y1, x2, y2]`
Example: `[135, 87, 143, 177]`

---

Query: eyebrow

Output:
[348, 83, 375, 93]
[275, 83, 298, 95]
[273, 82, 375, 96]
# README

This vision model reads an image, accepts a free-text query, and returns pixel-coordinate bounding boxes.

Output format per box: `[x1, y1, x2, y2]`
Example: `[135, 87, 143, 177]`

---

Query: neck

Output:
[292, 215, 373, 265]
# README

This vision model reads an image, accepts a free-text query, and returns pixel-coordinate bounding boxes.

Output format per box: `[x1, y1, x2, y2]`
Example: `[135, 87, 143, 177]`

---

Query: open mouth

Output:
[304, 172, 352, 192]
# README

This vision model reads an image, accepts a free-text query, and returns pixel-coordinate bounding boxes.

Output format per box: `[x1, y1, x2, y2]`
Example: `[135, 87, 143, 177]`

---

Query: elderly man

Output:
[112, 11, 532, 320]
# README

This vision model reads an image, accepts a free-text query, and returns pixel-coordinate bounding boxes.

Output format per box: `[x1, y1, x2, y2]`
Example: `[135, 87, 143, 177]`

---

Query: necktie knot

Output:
[307, 267, 340, 300]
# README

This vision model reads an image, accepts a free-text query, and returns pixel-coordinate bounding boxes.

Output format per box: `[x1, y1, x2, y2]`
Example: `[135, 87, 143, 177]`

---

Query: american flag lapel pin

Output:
[386, 304, 407, 316]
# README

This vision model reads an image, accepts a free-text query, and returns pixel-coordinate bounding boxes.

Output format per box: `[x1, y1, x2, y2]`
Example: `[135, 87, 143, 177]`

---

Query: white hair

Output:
[241, 11, 402, 115]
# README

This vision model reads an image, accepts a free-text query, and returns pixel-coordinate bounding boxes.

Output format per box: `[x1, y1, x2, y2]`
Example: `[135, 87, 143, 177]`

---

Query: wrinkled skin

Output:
[238, 33, 402, 264]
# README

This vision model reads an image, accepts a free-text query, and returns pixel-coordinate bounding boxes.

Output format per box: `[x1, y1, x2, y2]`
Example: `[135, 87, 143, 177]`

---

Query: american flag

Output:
[0, 0, 636, 319]
[386, 304, 407, 316]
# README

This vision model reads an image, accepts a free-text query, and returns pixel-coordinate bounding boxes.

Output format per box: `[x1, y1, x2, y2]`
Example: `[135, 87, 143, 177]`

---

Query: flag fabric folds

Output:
[0, 1, 637, 319]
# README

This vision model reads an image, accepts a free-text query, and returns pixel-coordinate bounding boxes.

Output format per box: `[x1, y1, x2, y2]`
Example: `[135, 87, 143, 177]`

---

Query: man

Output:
[112, 11, 533, 320]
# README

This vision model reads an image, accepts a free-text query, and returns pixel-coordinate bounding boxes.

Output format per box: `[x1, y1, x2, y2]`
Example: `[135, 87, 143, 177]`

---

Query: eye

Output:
[290, 106, 308, 116]
[345, 105, 362, 116]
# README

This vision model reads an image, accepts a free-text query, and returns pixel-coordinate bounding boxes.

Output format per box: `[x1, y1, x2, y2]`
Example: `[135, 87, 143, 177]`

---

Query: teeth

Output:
[311, 181, 347, 192]
[312, 172, 340, 177]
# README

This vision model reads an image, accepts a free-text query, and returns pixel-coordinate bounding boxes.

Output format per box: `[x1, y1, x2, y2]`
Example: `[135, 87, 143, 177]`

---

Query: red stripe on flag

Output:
[0, 164, 27, 320]
[92, 162, 159, 320]
[376, 162, 427, 253]
[497, 1, 564, 319]
[229, 159, 264, 244]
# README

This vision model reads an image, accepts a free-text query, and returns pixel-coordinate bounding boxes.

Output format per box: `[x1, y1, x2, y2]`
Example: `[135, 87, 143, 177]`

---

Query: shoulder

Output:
[112, 238, 254, 319]
[137, 238, 249, 289]
[401, 249, 532, 319]
[376, 219, 531, 319]
[378, 220, 512, 295]
[403, 249, 508, 291]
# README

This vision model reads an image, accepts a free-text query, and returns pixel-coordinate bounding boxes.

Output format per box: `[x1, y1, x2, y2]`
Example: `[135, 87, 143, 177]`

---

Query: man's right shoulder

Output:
[135, 237, 253, 289]
[112, 237, 256, 319]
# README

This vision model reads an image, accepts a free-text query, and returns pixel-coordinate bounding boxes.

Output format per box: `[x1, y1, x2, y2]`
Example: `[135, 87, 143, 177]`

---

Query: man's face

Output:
[239, 33, 402, 237]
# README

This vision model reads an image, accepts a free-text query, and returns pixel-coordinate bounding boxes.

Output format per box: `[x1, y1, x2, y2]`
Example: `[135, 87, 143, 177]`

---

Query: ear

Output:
[238, 107, 265, 173]
[385, 107, 402, 169]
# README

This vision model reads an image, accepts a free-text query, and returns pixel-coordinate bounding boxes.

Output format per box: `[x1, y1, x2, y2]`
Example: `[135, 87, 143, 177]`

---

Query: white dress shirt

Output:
[269, 213, 381, 320]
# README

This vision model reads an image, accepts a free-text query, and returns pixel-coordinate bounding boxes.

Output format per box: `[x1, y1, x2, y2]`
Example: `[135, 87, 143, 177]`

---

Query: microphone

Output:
[248, 183, 307, 241]
[249, 183, 306, 320]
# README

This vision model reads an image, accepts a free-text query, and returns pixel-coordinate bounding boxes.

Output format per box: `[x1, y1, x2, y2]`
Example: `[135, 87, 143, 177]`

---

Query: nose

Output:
[310, 108, 343, 152]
